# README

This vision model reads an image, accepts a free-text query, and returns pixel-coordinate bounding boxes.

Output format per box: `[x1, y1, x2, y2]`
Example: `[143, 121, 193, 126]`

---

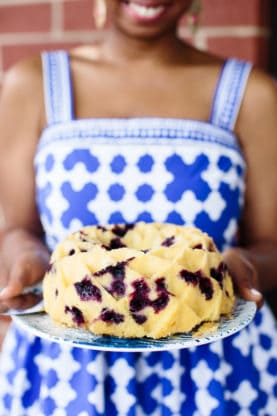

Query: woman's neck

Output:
[101, 28, 188, 65]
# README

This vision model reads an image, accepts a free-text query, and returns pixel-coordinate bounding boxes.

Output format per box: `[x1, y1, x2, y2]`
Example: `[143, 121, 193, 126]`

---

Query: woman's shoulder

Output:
[238, 65, 277, 130]
[1, 54, 43, 108]
[233, 64, 277, 155]
[3, 54, 42, 87]
[245, 65, 277, 106]
[187, 48, 277, 131]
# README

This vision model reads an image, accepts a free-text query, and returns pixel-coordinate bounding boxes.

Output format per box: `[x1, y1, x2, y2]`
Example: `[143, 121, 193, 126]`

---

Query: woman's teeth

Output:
[127, 2, 165, 18]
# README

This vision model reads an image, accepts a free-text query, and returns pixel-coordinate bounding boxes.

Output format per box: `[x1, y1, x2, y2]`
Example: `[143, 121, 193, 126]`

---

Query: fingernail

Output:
[0, 288, 8, 298]
[250, 288, 262, 298]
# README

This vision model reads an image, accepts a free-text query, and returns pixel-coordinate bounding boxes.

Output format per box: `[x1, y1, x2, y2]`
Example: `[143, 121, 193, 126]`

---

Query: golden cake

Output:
[42, 222, 235, 339]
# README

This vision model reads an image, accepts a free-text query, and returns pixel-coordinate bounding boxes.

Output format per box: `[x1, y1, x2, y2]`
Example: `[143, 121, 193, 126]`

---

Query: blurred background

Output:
[0, 0, 275, 83]
[0, 0, 276, 349]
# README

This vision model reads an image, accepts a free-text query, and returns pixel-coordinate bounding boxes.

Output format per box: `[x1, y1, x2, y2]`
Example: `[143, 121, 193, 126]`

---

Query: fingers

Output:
[0, 249, 49, 300]
[223, 248, 263, 309]
[0, 254, 9, 296]
[0, 260, 30, 299]
[0, 292, 42, 314]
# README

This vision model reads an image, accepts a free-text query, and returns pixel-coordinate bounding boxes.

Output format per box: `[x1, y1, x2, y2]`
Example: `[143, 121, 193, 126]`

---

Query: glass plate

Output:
[13, 297, 256, 352]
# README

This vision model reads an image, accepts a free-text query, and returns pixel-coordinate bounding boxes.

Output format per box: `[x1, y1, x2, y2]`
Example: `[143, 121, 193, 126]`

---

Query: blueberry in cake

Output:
[43, 222, 235, 339]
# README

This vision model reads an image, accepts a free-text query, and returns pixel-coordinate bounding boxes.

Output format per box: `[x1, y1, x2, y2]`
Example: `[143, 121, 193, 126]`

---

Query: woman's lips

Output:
[121, 0, 169, 23]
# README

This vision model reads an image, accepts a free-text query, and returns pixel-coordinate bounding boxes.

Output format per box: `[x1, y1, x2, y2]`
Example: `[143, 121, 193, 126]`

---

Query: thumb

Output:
[0, 260, 30, 299]
[0, 249, 49, 300]
[223, 248, 263, 308]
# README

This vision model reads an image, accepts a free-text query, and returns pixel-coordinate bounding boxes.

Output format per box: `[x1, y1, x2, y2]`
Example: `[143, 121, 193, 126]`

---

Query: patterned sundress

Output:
[0, 51, 276, 416]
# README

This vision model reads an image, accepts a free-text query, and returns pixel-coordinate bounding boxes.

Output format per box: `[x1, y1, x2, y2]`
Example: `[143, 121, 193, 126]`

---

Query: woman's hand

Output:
[223, 247, 263, 309]
[0, 229, 50, 300]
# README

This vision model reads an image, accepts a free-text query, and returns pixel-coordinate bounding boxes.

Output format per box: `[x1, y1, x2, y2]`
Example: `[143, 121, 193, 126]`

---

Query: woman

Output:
[0, 0, 276, 414]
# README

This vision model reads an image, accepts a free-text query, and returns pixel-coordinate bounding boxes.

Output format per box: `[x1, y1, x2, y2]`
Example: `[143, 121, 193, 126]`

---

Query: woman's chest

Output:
[70, 63, 214, 121]
[35, 126, 245, 250]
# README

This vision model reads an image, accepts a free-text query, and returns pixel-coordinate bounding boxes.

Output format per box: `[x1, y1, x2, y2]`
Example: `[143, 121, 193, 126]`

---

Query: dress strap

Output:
[210, 59, 253, 131]
[41, 50, 74, 124]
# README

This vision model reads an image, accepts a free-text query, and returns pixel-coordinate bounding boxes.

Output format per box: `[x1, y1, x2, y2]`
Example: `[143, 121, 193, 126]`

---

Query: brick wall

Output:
[188, 0, 271, 67]
[0, 0, 272, 348]
[0, 0, 272, 83]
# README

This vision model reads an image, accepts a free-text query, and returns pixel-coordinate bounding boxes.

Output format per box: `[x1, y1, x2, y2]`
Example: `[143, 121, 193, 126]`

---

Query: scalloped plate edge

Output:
[13, 298, 257, 352]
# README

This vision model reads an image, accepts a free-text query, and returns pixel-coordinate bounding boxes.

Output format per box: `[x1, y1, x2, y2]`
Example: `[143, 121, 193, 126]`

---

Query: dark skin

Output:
[1, 0, 277, 309]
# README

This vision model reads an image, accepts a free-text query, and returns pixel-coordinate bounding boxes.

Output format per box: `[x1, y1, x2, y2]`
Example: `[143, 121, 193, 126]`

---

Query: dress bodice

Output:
[35, 52, 252, 252]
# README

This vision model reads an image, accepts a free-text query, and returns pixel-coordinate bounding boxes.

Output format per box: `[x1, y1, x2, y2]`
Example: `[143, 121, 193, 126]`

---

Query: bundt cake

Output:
[43, 222, 235, 339]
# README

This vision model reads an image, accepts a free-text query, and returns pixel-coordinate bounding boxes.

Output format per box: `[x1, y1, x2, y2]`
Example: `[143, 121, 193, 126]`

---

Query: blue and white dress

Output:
[0, 51, 276, 416]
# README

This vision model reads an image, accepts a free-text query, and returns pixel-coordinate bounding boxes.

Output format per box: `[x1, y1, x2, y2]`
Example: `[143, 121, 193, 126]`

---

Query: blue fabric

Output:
[209, 58, 252, 131]
[0, 51, 276, 416]
[42, 51, 74, 124]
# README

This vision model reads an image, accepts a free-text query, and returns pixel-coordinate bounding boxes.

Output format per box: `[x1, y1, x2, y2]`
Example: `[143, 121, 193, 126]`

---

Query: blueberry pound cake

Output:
[42, 222, 235, 339]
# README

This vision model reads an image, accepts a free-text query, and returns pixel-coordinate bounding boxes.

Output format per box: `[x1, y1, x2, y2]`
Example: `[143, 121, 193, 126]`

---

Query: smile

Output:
[122, 1, 169, 22]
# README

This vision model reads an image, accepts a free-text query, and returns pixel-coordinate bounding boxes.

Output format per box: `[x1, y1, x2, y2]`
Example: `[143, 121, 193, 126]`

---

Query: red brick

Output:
[201, 0, 270, 26]
[2, 42, 81, 70]
[207, 36, 270, 69]
[0, 4, 52, 33]
[63, 0, 94, 30]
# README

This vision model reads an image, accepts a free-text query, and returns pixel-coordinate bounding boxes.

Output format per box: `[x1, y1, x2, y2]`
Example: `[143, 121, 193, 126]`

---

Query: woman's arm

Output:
[0, 57, 50, 299]
[224, 68, 277, 308]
